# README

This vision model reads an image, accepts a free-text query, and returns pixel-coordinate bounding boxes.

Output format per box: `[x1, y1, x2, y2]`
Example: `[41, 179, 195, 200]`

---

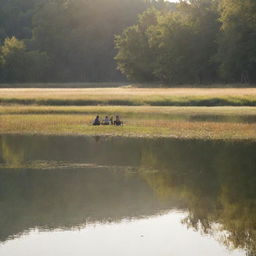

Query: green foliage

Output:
[116, 0, 220, 84]
[0, 37, 50, 82]
[1, 0, 256, 84]
[0, 37, 27, 82]
[1, 37, 25, 56]
[217, 0, 256, 83]
[30, 0, 149, 82]
[115, 8, 160, 81]
[0, 0, 150, 83]
[0, 0, 44, 41]
[148, 12, 196, 82]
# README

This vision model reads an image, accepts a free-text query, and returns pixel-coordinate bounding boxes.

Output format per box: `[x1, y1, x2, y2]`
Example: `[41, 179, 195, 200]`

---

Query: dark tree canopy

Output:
[217, 0, 256, 83]
[115, 0, 221, 84]
[0, 0, 255, 84]
[116, 0, 256, 84]
[0, 0, 150, 83]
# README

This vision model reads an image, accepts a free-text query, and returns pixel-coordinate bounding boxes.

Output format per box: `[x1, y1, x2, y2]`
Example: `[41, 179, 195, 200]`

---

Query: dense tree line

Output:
[116, 0, 256, 84]
[0, 0, 152, 82]
[0, 0, 255, 84]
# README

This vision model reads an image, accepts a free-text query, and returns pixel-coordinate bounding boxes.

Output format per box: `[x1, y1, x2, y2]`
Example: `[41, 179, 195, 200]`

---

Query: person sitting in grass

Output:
[102, 116, 110, 125]
[93, 115, 101, 126]
[114, 115, 123, 126]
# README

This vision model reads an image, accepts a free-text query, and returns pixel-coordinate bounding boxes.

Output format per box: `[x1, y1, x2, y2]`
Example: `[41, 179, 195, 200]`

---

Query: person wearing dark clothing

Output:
[93, 115, 101, 126]
[114, 115, 123, 126]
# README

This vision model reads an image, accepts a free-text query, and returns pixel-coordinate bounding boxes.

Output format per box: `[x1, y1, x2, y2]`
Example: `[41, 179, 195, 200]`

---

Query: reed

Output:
[1, 88, 256, 106]
[0, 88, 255, 139]
[0, 114, 255, 140]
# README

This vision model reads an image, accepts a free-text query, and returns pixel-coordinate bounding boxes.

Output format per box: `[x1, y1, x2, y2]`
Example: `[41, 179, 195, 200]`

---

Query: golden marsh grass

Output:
[1, 88, 256, 106]
[0, 113, 255, 140]
[1, 88, 256, 97]
[0, 88, 255, 140]
[1, 105, 256, 116]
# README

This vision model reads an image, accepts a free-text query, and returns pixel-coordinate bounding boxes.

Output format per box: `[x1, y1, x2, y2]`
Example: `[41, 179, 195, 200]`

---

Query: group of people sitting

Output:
[93, 115, 123, 126]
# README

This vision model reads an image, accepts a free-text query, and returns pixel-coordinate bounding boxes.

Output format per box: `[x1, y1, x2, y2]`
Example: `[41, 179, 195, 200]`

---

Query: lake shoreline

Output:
[1, 131, 256, 142]
[0, 89, 255, 140]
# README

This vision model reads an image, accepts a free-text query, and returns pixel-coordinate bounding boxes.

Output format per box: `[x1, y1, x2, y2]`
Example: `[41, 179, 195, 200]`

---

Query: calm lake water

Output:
[0, 135, 255, 256]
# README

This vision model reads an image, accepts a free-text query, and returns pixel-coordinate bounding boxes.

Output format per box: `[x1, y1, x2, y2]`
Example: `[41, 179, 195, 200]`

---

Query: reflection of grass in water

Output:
[0, 114, 256, 140]
[0, 136, 25, 167]
[0, 160, 136, 170]
[0, 88, 256, 106]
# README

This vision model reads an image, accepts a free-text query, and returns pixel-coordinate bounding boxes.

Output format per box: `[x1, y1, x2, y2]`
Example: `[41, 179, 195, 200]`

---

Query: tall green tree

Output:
[0, 0, 44, 41]
[0, 0, 153, 83]
[31, 0, 150, 82]
[0, 37, 27, 82]
[217, 0, 256, 83]
[115, 8, 160, 81]
[115, 0, 220, 84]
[0, 37, 49, 82]
[177, 0, 220, 82]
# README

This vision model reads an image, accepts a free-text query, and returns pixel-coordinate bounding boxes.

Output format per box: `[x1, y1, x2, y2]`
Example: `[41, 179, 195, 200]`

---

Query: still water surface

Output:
[0, 135, 255, 256]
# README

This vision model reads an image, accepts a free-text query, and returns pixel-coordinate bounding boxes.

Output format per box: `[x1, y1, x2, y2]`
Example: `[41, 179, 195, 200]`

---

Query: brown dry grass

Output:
[0, 88, 255, 139]
[1, 88, 256, 98]
[1, 105, 256, 116]
[0, 114, 255, 140]
[0, 88, 256, 107]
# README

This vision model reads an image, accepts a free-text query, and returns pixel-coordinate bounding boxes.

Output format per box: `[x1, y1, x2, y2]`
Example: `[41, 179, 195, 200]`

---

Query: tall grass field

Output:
[0, 88, 255, 140]
[0, 88, 256, 106]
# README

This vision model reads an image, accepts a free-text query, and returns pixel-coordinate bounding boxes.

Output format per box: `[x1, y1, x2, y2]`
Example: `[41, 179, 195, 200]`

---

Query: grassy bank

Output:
[0, 110, 255, 140]
[1, 105, 256, 122]
[1, 88, 256, 106]
[0, 88, 255, 140]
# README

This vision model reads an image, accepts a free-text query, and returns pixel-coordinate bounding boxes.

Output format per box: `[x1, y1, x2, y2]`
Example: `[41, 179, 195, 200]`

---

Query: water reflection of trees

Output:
[139, 139, 256, 255]
[0, 135, 255, 255]
[0, 167, 176, 243]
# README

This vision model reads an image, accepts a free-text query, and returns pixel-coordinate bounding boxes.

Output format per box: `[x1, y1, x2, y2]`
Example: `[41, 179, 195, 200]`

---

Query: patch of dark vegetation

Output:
[147, 98, 256, 107]
[1, 97, 256, 107]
